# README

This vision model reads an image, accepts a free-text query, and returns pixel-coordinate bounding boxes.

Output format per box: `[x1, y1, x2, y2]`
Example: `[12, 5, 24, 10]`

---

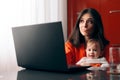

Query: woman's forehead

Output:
[81, 13, 93, 19]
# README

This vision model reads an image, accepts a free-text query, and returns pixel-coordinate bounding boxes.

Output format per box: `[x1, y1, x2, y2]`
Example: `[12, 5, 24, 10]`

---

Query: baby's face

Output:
[86, 42, 101, 59]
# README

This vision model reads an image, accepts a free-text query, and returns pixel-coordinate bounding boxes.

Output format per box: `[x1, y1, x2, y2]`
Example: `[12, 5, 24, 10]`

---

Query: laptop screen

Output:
[12, 21, 68, 71]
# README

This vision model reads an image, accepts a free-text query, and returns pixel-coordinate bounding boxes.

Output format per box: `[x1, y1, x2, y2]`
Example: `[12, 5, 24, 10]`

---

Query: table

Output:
[0, 69, 120, 80]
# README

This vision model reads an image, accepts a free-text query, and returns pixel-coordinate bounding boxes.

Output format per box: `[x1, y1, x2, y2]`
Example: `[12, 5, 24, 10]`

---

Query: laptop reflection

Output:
[17, 69, 90, 80]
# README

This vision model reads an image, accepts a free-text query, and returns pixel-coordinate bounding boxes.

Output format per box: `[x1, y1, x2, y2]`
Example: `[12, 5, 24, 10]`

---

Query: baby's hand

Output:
[79, 61, 91, 66]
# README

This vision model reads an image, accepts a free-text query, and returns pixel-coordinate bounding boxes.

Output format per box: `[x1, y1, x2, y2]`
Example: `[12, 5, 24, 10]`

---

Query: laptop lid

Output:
[12, 21, 69, 72]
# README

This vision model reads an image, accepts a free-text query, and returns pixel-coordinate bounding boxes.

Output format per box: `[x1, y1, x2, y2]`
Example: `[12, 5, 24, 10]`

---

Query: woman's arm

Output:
[65, 41, 76, 65]
[65, 41, 86, 65]
[100, 57, 109, 68]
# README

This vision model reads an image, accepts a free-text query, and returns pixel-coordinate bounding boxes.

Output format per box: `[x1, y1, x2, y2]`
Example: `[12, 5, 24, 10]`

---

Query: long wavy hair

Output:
[68, 8, 109, 48]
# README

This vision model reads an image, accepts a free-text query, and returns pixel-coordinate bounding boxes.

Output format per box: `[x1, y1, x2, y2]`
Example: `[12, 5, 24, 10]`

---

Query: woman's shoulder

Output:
[65, 40, 75, 54]
[65, 41, 74, 48]
[65, 40, 72, 46]
[65, 40, 85, 48]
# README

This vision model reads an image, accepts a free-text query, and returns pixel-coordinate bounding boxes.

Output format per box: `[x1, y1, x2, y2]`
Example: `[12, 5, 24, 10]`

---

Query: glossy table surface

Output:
[0, 69, 120, 80]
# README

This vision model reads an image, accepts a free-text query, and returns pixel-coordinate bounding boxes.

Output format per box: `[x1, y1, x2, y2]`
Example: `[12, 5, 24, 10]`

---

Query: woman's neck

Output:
[84, 36, 91, 42]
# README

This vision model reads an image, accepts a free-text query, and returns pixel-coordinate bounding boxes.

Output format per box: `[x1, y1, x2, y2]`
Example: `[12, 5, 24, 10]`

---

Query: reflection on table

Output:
[1, 69, 120, 80]
[17, 69, 90, 80]
[17, 69, 120, 80]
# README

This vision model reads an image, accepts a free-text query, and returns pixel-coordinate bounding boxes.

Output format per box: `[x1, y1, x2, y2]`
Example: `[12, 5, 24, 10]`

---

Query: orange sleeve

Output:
[65, 41, 75, 65]
[90, 63, 101, 67]
[65, 41, 86, 65]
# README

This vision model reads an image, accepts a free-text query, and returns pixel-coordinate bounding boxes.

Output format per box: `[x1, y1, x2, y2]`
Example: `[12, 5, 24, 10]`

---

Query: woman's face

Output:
[79, 13, 94, 37]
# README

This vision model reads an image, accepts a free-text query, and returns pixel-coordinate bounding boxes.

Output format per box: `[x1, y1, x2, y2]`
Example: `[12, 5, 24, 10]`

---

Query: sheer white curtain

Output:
[0, 0, 67, 72]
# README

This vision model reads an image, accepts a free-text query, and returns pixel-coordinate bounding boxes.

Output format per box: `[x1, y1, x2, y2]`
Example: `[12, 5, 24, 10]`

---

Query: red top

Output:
[90, 63, 101, 67]
[65, 41, 110, 65]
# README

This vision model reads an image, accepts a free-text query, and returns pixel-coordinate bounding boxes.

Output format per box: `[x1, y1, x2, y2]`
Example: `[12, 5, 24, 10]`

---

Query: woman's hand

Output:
[77, 61, 91, 66]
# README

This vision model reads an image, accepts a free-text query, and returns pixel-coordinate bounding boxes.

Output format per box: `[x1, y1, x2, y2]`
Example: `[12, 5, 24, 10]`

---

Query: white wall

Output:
[58, 0, 67, 41]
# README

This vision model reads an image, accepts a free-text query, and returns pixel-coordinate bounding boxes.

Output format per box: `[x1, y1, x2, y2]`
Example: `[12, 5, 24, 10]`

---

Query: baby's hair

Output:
[86, 38, 104, 51]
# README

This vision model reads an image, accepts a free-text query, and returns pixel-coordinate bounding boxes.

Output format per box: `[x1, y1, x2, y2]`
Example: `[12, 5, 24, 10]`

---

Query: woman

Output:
[65, 8, 110, 65]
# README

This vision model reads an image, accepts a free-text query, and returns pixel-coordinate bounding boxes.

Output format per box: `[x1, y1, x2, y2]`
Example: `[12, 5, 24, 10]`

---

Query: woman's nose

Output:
[83, 21, 88, 28]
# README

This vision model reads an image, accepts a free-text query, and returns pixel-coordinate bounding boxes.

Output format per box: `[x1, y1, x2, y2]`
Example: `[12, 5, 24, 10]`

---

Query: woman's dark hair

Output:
[68, 8, 109, 48]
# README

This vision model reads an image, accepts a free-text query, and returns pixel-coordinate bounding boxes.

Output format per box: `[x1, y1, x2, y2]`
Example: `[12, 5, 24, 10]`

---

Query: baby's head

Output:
[86, 39, 103, 59]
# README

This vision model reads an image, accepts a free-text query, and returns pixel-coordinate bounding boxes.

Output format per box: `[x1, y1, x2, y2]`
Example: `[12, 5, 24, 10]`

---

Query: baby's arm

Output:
[76, 57, 91, 66]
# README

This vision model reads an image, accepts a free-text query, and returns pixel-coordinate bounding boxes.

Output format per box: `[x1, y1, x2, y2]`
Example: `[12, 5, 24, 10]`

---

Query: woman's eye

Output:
[87, 19, 94, 24]
[80, 19, 84, 23]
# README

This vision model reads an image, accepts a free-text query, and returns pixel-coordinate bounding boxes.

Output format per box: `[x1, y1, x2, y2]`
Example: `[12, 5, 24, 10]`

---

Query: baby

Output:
[76, 39, 109, 70]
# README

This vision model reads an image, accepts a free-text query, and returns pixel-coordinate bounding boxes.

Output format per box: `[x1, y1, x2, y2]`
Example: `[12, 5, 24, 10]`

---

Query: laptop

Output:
[12, 21, 89, 72]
